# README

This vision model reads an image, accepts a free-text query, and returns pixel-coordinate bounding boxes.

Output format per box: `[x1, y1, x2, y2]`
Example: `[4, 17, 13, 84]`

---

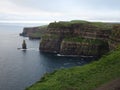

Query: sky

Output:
[0, 0, 120, 23]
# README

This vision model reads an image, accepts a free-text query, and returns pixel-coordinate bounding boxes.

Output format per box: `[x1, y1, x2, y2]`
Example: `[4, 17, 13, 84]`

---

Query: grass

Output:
[42, 34, 59, 39]
[48, 21, 72, 28]
[26, 47, 120, 90]
[29, 32, 41, 38]
[64, 36, 106, 45]
[70, 20, 89, 23]
[48, 20, 89, 28]
[90, 22, 113, 30]
[48, 20, 115, 30]
[38, 25, 48, 29]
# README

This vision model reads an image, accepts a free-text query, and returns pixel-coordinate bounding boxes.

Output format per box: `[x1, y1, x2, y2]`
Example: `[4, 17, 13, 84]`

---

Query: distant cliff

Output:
[40, 20, 117, 57]
[20, 25, 47, 39]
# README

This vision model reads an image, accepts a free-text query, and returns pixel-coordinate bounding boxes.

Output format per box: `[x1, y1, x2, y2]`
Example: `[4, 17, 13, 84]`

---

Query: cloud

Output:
[0, 0, 120, 22]
[2, 1, 61, 14]
[10, 0, 120, 12]
[0, 0, 62, 22]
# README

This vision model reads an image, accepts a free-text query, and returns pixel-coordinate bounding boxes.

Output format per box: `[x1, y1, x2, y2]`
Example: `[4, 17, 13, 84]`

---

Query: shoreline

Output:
[57, 53, 95, 58]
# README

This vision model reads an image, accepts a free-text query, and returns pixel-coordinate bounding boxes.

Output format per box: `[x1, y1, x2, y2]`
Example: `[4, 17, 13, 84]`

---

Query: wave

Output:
[57, 54, 94, 58]
[17, 48, 39, 51]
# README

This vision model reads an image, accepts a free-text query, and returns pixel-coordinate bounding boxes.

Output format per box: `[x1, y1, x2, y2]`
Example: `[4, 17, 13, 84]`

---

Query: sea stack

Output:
[22, 40, 27, 49]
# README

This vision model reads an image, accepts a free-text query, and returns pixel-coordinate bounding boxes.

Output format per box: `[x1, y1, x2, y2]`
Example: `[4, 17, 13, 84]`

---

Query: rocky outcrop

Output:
[22, 40, 27, 49]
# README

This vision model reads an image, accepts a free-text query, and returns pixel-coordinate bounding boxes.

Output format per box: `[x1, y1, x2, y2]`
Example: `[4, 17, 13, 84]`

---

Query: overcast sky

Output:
[0, 0, 120, 23]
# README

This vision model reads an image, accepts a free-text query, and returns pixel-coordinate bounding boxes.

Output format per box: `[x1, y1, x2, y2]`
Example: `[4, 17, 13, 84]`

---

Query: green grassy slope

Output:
[64, 36, 106, 45]
[26, 48, 120, 90]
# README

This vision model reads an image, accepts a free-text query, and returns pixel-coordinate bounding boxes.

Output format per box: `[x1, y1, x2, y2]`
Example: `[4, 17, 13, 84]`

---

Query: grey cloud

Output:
[0, 0, 120, 22]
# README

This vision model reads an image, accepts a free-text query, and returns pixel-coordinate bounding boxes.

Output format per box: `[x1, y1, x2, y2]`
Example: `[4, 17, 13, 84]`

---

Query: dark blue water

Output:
[0, 23, 94, 90]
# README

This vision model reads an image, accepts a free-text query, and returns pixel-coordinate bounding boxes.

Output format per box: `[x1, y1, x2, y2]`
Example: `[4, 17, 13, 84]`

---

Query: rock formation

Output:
[22, 40, 27, 49]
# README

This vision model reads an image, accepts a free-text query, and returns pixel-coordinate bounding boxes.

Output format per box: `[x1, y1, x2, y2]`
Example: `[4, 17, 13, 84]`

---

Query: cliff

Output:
[20, 25, 47, 39]
[60, 38, 109, 56]
[40, 34, 61, 53]
[109, 25, 120, 50]
[40, 20, 114, 57]
[20, 20, 120, 57]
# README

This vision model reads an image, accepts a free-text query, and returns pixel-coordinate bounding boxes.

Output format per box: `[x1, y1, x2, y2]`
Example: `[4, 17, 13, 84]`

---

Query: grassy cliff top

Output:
[48, 20, 89, 28]
[38, 25, 48, 29]
[26, 47, 120, 90]
[64, 37, 106, 45]
[48, 20, 114, 30]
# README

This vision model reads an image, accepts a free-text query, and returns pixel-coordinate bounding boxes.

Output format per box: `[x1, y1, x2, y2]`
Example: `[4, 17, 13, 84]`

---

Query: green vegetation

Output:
[38, 25, 48, 29]
[48, 21, 72, 28]
[48, 20, 114, 30]
[111, 25, 120, 38]
[26, 47, 120, 90]
[64, 36, 106, 45]
[70, 20, 89, 23]
[29, 32, 42, 38]
[48, 20, 90, 28]
[42, 34, 59, 39]
[90, 22, 113, 30]
[64, 36, 83, 42]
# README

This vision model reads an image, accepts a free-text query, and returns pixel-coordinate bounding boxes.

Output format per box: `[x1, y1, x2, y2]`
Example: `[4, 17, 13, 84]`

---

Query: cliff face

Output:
[40, 21, 112, 56]
[109, 25, 120, 50]
[40, 26, 74, 53]
[40, 34, 61, 53]
[60, 39, 109, 56]
[60, 41, 99, 56]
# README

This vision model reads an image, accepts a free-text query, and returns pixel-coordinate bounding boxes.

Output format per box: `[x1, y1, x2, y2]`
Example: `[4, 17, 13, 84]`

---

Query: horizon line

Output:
[0, 20, 120, 24]
[0, 21, 52, 24]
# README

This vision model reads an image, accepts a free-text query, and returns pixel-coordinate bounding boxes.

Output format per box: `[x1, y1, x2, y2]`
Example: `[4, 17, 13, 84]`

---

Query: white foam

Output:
[17, 48, 39, 51]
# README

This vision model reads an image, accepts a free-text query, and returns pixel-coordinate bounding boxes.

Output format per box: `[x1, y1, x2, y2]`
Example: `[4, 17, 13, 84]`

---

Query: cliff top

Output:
[48, 20, 114, 30]
[64, 36, 106, 45]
